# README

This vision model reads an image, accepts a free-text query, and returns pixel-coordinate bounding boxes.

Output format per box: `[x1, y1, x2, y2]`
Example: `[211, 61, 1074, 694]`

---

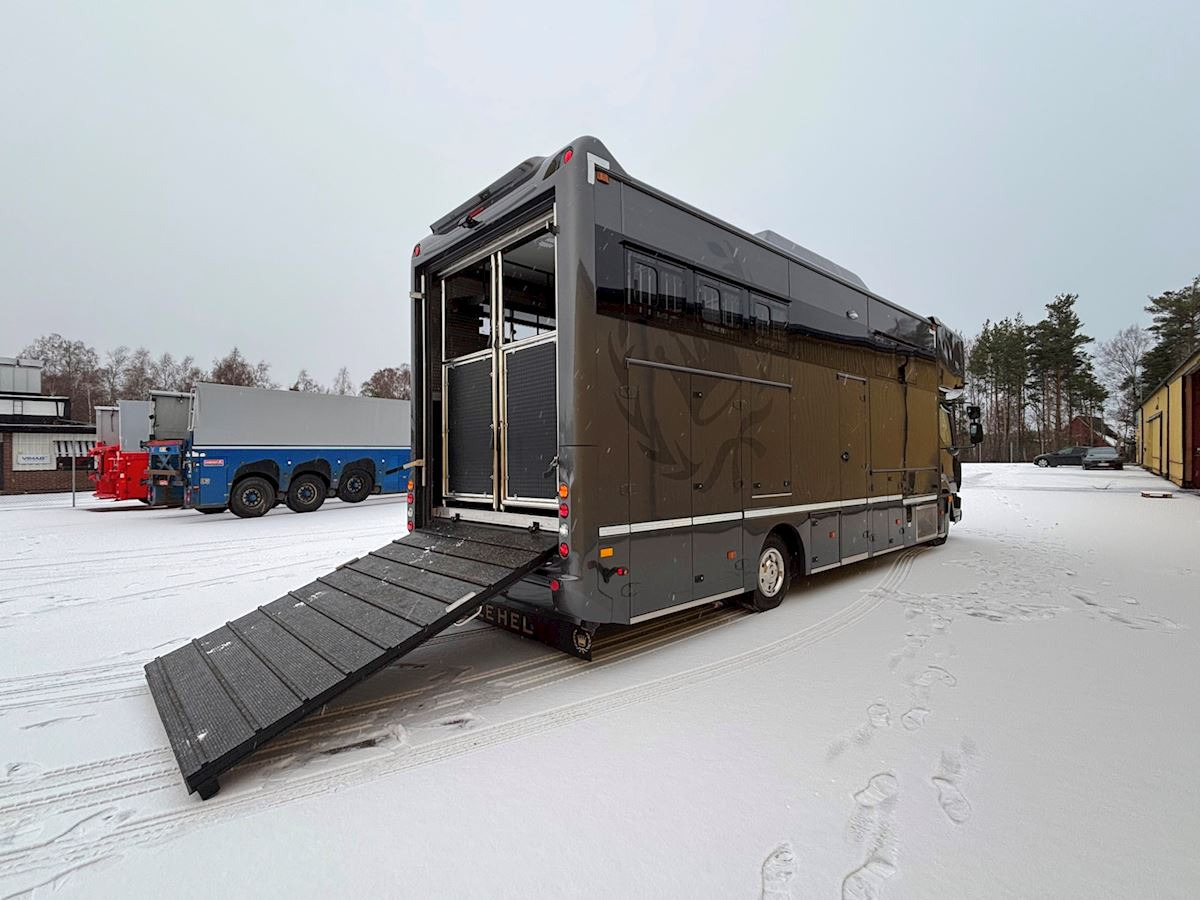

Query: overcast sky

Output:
[3, 1, 1197, 385]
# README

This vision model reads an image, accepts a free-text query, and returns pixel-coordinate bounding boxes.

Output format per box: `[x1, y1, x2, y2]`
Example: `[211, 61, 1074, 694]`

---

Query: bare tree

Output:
[1096, 324, 1151, 442]
[331, 367, 354, 396]
[21, 333, 104, 420]
[120, 347, 155, 399]
[289, 369, 328, 392]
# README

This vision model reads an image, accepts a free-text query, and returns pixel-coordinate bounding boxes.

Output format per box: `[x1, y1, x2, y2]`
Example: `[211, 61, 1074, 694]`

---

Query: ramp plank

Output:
[371, 542, 515, 586]
[159, 643, 254, 766]
[196, 627, 300, 730]
[292, 581, 421, 647]
[146, 521, 557, 796]
[320, 568, 448, 625]
[228, 610, 343, 700]
[422, 517, 557, 553]
[263, 596, 384, 672]
[399, 532, 539, 570]
[354, 549, 480, 603]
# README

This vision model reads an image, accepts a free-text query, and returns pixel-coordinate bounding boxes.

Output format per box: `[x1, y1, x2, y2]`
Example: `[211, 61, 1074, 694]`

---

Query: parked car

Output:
[1082, 446, 1124, 470]
[1033, 446, 1089, 467]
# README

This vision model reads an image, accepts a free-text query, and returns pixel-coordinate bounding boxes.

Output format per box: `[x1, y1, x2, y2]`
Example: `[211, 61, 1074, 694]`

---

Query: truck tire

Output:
[286, 473, 327, 513]
[230, 477, 274, 518]
[741, 534, 792, 613]
[336, 469, 373, 503]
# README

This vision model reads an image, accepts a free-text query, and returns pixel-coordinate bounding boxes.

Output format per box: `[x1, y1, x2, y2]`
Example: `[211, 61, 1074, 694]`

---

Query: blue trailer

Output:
[181, 383, 411, 517]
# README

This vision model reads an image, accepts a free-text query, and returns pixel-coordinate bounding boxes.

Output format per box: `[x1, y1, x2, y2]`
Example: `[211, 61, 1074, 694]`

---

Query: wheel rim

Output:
[346, 475, 364, 493]
[758, 547, 786, 597]
[298, 484, 316, 503]
[244, 487, 262, 506]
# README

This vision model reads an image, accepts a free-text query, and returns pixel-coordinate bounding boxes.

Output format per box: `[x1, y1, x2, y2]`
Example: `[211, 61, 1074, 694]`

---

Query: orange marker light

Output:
[600, 547, 614, 559]
[558, 483, 569, 498]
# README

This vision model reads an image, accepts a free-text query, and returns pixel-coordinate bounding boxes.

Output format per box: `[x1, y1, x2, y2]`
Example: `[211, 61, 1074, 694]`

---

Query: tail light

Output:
[559, 502, 569, 518]
[559, 542, 570, 558]
[549, 578, 561, 592]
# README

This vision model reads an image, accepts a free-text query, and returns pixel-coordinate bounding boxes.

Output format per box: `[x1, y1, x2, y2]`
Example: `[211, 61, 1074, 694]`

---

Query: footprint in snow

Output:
[854, 773, 899, 809]
[901, 708, 930, 731]
[760, 842, 799, 899]
[842, 857, 896, 900]
[913, 665, 957, 688]
[867, 702, 891, 729]
[932, 776, 972, 824]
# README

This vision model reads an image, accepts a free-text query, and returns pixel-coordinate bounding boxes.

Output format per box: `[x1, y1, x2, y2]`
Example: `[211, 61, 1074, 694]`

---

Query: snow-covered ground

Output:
[1, 465, 1197, 899]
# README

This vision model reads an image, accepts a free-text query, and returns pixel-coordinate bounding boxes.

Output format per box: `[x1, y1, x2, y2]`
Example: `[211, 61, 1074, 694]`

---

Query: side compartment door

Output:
[838, 374, 869, 501]
[748, 382, 792, 501]
[627, 364, 693, 618]
[690, 375, 743, 599]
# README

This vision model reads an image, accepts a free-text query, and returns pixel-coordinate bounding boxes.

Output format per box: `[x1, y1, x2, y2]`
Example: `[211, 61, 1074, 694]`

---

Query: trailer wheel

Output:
[230, 477, 274, 518]
[286, 473, 327, 513]
[336, 469, 373, 503]
[742, 534, 792, 613]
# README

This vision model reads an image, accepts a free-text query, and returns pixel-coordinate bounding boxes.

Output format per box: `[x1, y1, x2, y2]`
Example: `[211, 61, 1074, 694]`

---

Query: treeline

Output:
[967, 276, 1199, 461]
[17, 334, 412, 422]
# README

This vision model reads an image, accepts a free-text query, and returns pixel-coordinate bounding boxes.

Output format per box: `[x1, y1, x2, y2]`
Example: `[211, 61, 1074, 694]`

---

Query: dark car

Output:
[1082, 446, 1124, 470]
[1033, 446, 1089, 467]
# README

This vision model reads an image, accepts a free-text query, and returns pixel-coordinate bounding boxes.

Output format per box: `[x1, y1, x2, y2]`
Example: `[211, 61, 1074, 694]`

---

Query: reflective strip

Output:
[629, 588, 744, 624]
[745, 500, 841, 519]
[870, 494, 903, 503]
[903, 494, 939, 505]
[751, 492, 793, 499]
[598, 524, 631, 538]
[842, 552, 870, 565]
[811, 561, 841, 574]
[630, 517, 692, 534]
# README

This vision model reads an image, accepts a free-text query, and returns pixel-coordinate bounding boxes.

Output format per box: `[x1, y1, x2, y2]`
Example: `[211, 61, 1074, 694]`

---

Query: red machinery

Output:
[89, 443, 150, 501]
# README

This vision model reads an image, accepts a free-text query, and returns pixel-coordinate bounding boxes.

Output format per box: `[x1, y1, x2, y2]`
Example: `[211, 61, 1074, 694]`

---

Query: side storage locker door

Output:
[628, 365, 693, 618]
[690, 375, 743, 599]
[838, 374, 869, 501]
[748, 383, 791, 500]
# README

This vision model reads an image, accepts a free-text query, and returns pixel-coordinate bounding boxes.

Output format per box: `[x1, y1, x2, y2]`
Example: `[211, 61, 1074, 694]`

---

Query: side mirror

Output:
[969, 421, 984, 445]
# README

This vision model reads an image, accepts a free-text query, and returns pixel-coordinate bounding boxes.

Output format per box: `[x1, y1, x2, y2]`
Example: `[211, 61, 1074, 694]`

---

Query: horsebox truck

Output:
[146, 137, 978, 799]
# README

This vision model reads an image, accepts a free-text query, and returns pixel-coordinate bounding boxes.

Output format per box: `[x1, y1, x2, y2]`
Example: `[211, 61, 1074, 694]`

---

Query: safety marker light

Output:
[412, 244, 421, 257]
[407, 476, 414, 491]
[558, 482, 569, 498]
[559, 502, 569, 518]
[595, 170, 610, 184]
[562, 148, 573, 164]
[407, 492, 414, 504]
[549, 578, 561, 592]
[614, 567, 628, 577]
[559, 542, 570, 558]
[600, 547, 614, 559]
[727, 550, 737, 560]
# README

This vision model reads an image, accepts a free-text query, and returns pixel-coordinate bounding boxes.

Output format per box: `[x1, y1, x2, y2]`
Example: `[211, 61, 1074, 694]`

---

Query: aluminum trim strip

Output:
[842, 552, 870, 565]
[626, 357, 790, 390]
[691, 511, 743, 525]
[903, 494, 939, 505]
[598, 524, 631, 538]
[629, 517, 692, 534]
[811, 561, 841, 574]
[433, 506, 556, 530]
[744, 500, 840, 519]
[628, 588, 744, 624]
[751, 492, 793, 500]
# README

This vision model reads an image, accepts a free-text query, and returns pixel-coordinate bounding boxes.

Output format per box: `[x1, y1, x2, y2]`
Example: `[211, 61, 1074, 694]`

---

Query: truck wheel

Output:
[286, 474, 327, 513]
[230, 477, 274, 518]
[336, 469, 373, 503]
[197, 507, 227, 515]
[741, 534, 792, 613]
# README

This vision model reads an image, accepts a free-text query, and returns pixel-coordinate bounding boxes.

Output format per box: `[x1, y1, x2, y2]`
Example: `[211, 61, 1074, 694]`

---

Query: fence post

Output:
[71, 455, 76, 508]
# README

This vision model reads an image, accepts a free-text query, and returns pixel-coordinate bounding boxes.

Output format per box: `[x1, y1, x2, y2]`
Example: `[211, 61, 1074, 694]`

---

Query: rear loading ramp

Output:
[144, 519, 557, 799]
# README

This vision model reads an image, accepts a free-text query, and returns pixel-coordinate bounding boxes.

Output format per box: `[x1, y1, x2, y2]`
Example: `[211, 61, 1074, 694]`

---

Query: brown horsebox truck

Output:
[146, 137, 974, 799]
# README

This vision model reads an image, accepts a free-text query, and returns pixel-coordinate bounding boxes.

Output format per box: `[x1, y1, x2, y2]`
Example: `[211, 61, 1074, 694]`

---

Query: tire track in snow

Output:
[0, 549, 923, 891]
